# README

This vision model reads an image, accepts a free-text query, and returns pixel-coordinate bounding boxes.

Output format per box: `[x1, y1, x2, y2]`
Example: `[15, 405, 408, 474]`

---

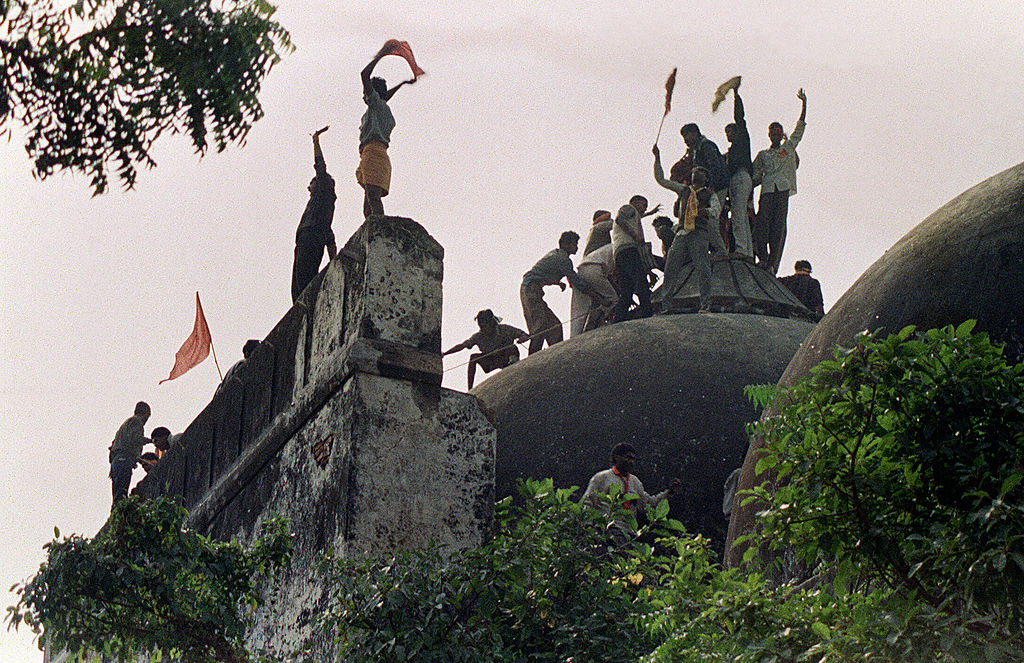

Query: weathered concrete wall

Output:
[133, 216, 495, 660]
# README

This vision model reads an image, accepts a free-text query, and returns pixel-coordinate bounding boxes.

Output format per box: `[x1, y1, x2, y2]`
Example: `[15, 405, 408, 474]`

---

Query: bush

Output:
[320, 478, 683, 662]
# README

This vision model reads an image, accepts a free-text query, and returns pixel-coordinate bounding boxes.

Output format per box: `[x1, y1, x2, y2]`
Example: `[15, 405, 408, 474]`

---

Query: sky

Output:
[2, 1, 1023, 660]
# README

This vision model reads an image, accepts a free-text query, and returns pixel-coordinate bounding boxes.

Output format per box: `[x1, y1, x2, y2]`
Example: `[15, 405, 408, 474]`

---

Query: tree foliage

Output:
[321, 324, 1024, 663]
[7, 497, 293, 663]
[1, 0, 292, 194]
[319, 479, 681, 663]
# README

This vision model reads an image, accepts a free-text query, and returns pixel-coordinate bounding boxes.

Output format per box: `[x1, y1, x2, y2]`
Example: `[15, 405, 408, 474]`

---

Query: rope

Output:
[442, 309, 599, 374]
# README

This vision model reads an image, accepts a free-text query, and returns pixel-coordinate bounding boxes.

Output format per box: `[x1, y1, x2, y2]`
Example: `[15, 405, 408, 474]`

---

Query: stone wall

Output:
[133, 216, 495, 659]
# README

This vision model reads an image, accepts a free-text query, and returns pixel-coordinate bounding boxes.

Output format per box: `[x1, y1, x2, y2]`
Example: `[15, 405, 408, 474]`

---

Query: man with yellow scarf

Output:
[653, 145, 725, 312]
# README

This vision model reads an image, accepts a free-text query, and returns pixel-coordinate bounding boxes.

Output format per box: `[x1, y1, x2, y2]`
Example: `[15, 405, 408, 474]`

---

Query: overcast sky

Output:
[3, 1, 1023, 660]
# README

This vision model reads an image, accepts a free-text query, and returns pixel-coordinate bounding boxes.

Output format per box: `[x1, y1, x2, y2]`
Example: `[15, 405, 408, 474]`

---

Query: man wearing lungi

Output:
[357, 45, 416, 219]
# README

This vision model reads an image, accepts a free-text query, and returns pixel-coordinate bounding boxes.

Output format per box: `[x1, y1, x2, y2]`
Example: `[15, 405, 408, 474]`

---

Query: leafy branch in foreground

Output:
[2, 0, 292, 193]
[8, 496, 293, 663]
[319, 478, 685, 663]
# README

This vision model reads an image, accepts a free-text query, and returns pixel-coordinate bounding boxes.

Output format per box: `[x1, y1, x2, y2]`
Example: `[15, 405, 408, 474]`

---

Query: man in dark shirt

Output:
[291, 127, 337, 302]
[680, 123, 729, 249]
[724, 82, 753, 257]
[778, 260, 825, 320]
[109, 401, 150, 509]
[442, 309, 529, 389]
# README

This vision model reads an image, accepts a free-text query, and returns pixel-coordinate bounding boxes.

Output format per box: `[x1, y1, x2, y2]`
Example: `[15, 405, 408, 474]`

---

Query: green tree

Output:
[1, 0, 291, 194]
[644, 322, 1024, 662]
[7, 497, 293, 663]
[320, 479, 681, 662]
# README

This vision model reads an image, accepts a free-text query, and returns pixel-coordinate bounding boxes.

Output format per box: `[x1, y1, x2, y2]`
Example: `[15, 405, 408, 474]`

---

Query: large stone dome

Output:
[725, 161, 1024, 567]
[472, 312, 815, 552]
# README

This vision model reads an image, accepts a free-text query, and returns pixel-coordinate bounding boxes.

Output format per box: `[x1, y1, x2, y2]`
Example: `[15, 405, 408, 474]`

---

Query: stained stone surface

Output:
[471, 312, 815, 553]
[724, 161, 1024, 568]
[131, 216, 495, 661]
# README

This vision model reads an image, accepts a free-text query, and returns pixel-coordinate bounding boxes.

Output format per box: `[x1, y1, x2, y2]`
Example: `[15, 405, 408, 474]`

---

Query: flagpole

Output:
[210, 337, 224, 381]
[654, 113, 667, 145]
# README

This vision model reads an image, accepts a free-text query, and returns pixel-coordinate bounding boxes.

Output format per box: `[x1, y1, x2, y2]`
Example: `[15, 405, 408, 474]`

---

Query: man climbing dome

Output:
[442, 309, 529, 389]
[520, 231, 596, 354]
[291, 127, 337, 302]
[356, 40, 423, 219]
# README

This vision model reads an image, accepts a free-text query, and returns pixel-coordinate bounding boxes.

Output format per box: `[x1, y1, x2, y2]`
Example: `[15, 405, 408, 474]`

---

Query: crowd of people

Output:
[444, 78, 824, 388]
[110, 56, 828, 501]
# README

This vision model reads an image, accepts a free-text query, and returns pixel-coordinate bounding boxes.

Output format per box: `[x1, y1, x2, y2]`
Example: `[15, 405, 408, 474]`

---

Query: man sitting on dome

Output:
[778, 259, 825, 320]
[442, 310, 529, 389]
[582, 442, 681, 538]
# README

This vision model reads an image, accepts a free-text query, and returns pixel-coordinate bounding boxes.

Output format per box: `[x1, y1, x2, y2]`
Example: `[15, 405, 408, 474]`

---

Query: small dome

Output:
[472, 312, 815, 552]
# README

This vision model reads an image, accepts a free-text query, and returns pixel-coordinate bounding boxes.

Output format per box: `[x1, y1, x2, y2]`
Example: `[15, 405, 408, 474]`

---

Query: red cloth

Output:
[663, 68, 677, 116]
[160, 292, 212, 383]
[611, 466, 635, 510]
[383, 39, 425, 79]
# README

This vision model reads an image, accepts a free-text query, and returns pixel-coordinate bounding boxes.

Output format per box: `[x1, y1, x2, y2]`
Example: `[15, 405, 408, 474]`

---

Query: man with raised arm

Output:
[723, 81, 753, 258]
[752, 89, 807, 274]
[654, 144, 726, 312]
[357, 44, 417, 219]
[291, 127, 337, 302]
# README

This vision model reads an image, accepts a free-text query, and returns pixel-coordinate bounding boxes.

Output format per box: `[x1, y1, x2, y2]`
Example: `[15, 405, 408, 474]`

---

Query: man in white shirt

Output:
[752, 88, 807, 274]
[582, 443, 681, 536]
[569, 242, 617, 337]
[611, 195, 660, 322]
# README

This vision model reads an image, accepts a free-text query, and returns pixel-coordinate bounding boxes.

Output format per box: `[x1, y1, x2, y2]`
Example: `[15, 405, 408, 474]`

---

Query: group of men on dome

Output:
[444, 79, 824, 389]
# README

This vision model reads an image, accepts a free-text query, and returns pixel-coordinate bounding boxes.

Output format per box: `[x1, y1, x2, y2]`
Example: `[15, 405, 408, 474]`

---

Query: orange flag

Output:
[663, 68, 677, 116]
[382, 39, 425, 79]
[160, 292, 212, 384]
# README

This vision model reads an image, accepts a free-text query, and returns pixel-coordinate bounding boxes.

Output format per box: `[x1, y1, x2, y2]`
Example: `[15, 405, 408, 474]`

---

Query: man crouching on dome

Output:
[582, 442, 680, 538]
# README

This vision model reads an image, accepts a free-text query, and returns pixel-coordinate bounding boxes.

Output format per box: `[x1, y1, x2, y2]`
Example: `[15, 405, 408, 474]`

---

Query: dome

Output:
[472, 312, 815, 552]
[725, 160, 1024, 567]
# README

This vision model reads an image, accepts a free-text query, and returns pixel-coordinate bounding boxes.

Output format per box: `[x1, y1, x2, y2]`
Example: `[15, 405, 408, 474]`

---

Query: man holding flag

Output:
[356, 40, 423, 219]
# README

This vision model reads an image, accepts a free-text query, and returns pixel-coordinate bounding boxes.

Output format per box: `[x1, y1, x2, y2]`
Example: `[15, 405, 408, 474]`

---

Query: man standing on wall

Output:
[291, 127, 337, 302]
[356, 42, 420, 219]
[108, 401, 151, 509]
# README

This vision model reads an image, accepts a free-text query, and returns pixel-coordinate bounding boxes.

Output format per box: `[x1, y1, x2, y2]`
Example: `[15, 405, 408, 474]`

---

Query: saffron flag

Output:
[382, 39, 425, 80]
[663, 68, 677, 116]
[712, 75, 741, 113]
[160, 292, 212, 384]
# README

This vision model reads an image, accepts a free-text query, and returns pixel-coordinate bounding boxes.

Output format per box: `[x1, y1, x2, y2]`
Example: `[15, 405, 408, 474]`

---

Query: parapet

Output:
[134, 217, 495, 657]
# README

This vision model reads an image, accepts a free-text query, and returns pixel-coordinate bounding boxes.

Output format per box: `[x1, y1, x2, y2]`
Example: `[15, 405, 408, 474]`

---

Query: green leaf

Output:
[955, 319, 977, 336]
